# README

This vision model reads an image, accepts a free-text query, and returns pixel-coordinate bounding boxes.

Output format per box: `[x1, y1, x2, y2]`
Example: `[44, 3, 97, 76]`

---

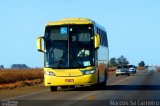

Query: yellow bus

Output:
[37, 18, 109, 91]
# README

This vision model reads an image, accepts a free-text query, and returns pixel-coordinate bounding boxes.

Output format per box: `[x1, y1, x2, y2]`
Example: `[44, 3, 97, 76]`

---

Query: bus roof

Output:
[46, 18, 93, 26]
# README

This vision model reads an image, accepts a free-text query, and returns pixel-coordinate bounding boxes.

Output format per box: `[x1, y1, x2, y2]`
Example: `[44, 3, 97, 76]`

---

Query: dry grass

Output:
[0, 68, 43, 84]
[109, 67, 116, 72]
[0, 79, 43, 89]
[108, 67, 116, 75]
[157, 67, 160, 72]
[137, 67, 145, 71]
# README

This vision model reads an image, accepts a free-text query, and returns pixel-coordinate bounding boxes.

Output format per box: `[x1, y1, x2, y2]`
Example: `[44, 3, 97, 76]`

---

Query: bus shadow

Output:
[69, 85, 160, 91]
[105, 85, 160, 90]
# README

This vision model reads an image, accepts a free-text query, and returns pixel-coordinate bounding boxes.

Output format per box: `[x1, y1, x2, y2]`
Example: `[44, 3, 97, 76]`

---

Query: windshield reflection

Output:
[44, 25, 95, 68]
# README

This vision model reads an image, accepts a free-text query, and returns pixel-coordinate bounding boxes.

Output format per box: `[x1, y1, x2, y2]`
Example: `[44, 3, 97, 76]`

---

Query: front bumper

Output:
[44, 74, 97, 86]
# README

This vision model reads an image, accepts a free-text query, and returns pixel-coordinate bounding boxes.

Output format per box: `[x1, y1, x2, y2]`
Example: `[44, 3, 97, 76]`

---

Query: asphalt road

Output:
[2, 69, 160, 106]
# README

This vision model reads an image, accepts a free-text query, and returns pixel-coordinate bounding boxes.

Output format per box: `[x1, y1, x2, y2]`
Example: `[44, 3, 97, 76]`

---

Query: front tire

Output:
[50, 86, 57, 91]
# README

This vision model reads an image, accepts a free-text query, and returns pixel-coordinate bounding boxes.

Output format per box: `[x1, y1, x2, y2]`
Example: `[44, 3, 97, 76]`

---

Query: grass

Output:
[137, 67, 145, 71]
[157, 67, 160, 72]
[0, 68, 43, 84]
[109, 67, 116, 72]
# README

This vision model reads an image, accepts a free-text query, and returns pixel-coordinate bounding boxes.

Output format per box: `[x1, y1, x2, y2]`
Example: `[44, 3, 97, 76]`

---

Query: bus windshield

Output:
[44, 25, 95, 68]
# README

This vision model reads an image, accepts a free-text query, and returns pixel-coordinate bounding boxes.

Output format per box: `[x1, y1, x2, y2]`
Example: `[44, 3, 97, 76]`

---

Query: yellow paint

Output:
[44, 74, 97, 86]
[37, 18, 108, 87]
[44, 67, 97, 86]
[94, 34, 100, 49]
[36, 36, 44, 52]
[36, 37, 41, 51]
[46, 18, 93, 26]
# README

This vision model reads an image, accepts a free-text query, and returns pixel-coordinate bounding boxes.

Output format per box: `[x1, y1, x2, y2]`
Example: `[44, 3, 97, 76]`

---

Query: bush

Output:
[11, 64, 29, 69]
[137, 67, 145, 71]
[0, 65, 4, 69]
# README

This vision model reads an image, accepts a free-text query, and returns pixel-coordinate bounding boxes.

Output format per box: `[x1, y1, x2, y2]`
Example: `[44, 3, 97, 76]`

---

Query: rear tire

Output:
[127, 73, 130, 76]
[50, 86, 57, 91]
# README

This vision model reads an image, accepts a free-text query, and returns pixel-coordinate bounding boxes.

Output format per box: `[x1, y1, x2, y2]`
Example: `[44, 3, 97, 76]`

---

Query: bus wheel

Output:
[50, 86, 57, 91]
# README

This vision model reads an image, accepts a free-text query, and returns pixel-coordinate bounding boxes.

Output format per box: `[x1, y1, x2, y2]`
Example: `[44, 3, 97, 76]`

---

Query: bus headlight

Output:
[45, 71, 55, 76]
[84, 70, 95, 75]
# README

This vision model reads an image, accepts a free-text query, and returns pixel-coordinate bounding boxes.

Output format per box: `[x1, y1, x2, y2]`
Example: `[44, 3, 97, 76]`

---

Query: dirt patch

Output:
[0, 84, 48, 99]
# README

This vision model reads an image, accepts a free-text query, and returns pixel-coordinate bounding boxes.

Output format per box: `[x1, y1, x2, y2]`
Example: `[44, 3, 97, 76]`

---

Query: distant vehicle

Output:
[128, 65, 136, 74]
[116, 65, 130, 76]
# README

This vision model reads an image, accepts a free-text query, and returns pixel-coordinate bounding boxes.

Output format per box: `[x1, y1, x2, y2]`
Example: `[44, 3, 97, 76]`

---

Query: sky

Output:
[0, 0, 160, 68]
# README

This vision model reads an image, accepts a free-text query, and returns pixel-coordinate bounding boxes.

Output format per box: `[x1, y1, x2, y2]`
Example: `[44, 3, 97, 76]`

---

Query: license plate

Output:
[65, 79, 74, 82]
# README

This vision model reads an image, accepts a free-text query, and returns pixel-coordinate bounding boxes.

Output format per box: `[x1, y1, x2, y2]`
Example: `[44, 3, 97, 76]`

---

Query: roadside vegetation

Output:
[157, 67, 160, 72]
[109, 67, 116, 72]
[0, 69, 43, 89]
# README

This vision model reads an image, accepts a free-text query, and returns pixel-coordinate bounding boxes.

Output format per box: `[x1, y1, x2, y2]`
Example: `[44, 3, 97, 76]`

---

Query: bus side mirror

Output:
[94, 34, 100, 49]
[37, 36, 45, 52]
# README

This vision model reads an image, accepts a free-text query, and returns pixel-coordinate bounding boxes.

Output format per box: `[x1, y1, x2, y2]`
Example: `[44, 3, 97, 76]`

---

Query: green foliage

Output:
[110, 55, 129, 67]
[11, 64, 29, 69]
[138, 61, 145, 67]
[117, 55, 129, 65]
[0, 65, 4, 69]
[109, 57, 118, 67]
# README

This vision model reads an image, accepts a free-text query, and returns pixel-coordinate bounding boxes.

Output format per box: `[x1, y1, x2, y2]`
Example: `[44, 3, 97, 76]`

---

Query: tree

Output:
[110, 57, 118, 67]
[138, 61, 145, 67]
[0, 65, 4, 69]
[117, 55, 129, 65]
[11, 64, 29, 69]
